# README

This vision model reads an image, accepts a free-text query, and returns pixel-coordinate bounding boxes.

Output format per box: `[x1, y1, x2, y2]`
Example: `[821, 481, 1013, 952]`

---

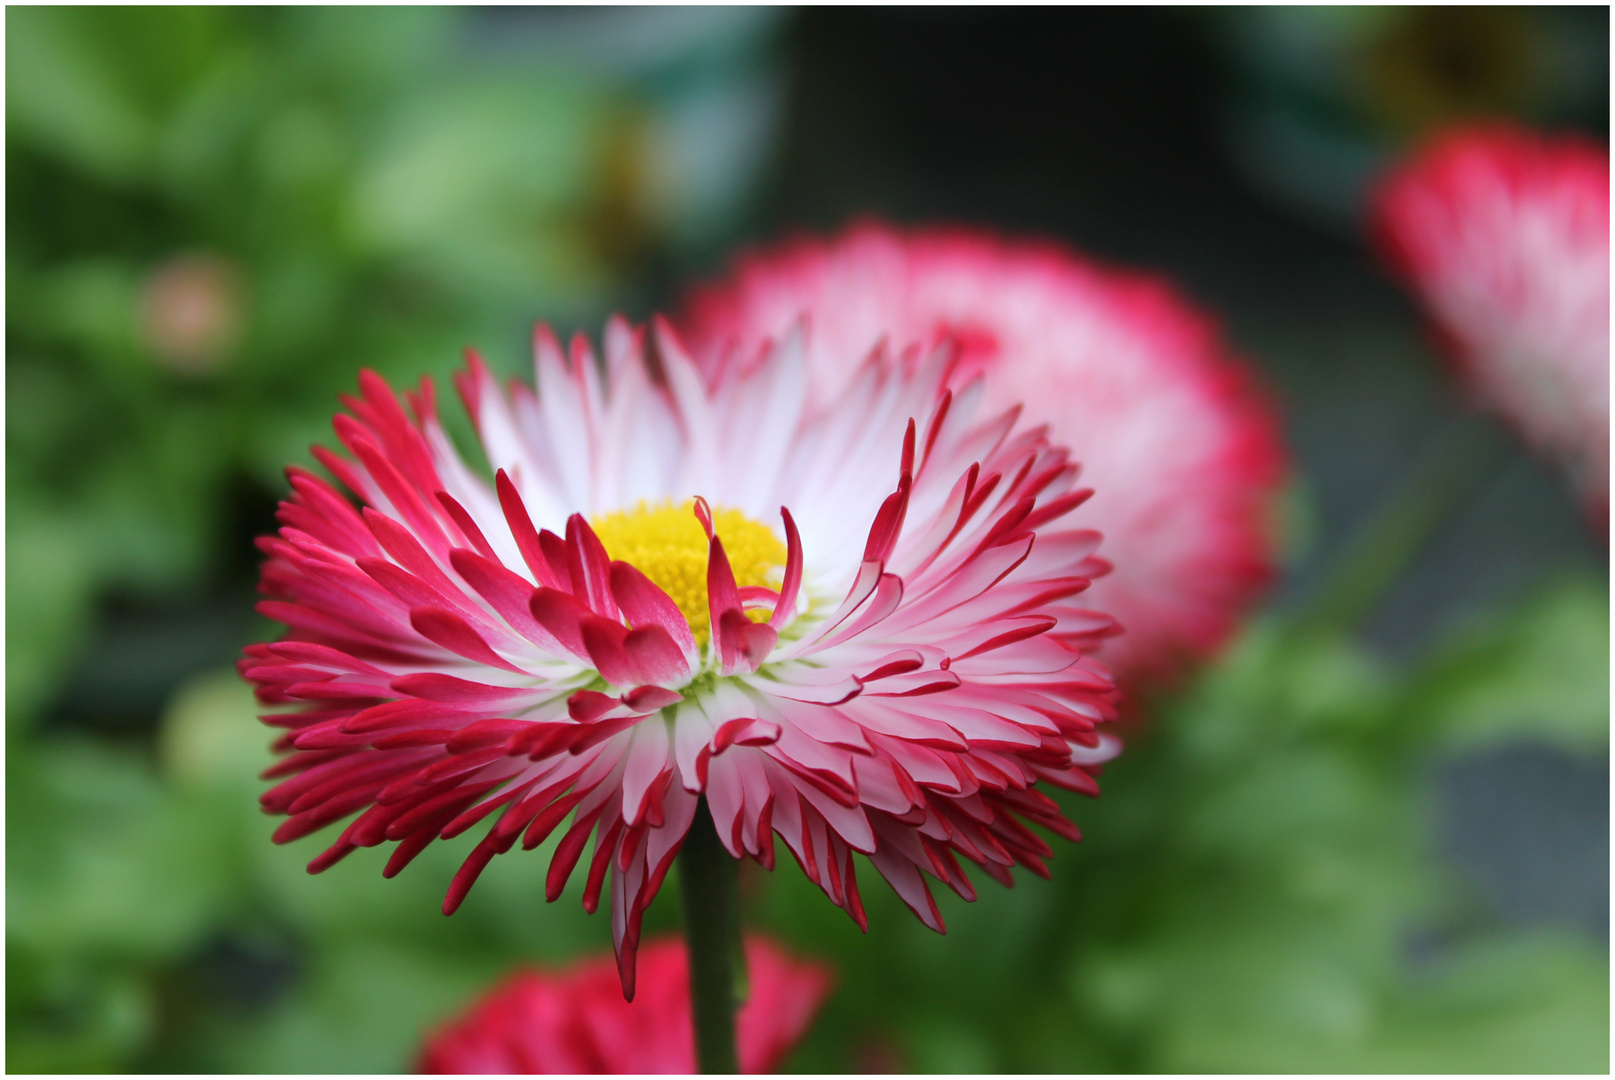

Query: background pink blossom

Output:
[419, 935, 832, 1074]
[681, 223, 1289, 684]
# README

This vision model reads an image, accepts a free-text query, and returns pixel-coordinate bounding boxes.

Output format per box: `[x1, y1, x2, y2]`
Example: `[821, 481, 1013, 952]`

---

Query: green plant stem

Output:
[679, 798, 740, 1074]
[1298, 414, 1508, 635]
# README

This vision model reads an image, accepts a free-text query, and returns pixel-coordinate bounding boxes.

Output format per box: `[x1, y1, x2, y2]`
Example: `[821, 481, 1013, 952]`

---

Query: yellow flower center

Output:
[590, 499, 786, 650]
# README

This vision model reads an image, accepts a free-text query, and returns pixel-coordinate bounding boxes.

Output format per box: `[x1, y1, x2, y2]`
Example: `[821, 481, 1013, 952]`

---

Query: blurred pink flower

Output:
[679, 223, 1288, 684]
[419, 934, 833, 1074]
[1373, 124, 1610, 524]
[139, 252, 244, 374]
[242, 316, 1120, 995]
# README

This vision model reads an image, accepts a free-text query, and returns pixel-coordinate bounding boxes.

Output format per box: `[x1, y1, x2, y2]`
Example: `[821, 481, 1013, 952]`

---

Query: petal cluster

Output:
[679, 222, 1288, 683]
[1372, 124, 1610, 524]
[241, 317, 1120, 995]
[419, 934, 833, 1074]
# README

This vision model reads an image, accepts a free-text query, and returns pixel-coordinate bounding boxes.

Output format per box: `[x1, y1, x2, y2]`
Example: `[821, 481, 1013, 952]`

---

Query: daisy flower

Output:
[241, 317, 1120, 995]
[1373, 124, 1610, 523]
[679, 222, 1287, 682]
[419, 934, 832, 1074]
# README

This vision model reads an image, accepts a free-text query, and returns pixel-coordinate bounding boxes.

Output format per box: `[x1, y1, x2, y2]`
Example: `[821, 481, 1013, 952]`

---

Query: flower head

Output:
[419, 934, 832, 1074]
[1372, 124, 1610, 523]
[679, 223, 1287, 682]
[242, 317, 1120, 995]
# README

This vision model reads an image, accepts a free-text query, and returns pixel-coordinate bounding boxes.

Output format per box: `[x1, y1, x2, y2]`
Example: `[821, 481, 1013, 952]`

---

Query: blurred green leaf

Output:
[347, 74, 617, 307]
[1403, 575, 1610, 754]
[1360, 932, 1609, 1074]
[158, 669, 272, 792]
[5, 505, 98, 727]
[220, 941, 502, 1073]
[6, 358, 89, 469]
[1164, 931, 1610, 1073]
[7, 7, 238, 183]
[27, 259, 144, 372]
[5, 955, 157, 1073]
[7, 7, 155, 181]
[8, 740, 235, 960]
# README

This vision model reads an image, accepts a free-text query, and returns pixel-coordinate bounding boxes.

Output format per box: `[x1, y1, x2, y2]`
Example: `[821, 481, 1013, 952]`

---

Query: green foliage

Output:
[1401, 574, 1610, 754]
[6, 5, 680, 737]
[754, 613, 1607, 1073]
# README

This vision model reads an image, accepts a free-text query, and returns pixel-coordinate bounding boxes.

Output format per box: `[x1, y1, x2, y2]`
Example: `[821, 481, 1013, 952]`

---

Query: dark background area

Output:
[756, 6, 1602, 661]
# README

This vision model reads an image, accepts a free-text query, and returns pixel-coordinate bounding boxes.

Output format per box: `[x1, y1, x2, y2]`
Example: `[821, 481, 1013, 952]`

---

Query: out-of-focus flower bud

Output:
[139, 253, 244, 375]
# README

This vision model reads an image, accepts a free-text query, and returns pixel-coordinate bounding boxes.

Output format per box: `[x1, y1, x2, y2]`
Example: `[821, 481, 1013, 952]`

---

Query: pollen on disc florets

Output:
[590, 499, 786, 650]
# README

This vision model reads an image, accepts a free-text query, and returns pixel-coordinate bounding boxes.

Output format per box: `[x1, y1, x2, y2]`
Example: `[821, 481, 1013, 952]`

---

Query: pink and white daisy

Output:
[1373, 125, 1610, 524]
[419, 934, 833, 1074]
[679, 223, 1288, 683]
[241, 317, 1120, 995]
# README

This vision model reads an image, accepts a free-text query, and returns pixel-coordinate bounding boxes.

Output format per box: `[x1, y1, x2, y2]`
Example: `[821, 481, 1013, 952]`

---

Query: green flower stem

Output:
[1298, 414, 1508, 635]
[680, 797, 741, 1074]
